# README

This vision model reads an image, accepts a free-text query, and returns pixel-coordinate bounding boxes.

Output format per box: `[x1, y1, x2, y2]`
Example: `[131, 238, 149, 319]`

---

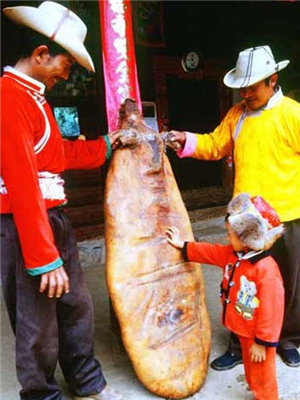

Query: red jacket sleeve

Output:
[63, 136, 111, 170]
[185, 242, 231, 269]
[0, 89, 62, 275]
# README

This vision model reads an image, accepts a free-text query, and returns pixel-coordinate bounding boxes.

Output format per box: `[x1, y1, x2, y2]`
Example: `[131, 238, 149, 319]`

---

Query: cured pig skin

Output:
[104, 99, 211, 399]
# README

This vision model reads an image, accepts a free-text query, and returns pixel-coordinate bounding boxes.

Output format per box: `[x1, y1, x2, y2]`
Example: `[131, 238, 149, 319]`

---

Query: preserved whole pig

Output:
[104, 99, 211, 399]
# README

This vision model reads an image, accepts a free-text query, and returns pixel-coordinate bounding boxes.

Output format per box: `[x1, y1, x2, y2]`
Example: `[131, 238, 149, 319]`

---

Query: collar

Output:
[248, 250, 271, 264]
[235, 249, 271, 264]
[264, 86, 283, 110]
[243, 86, 283, 116]
[3, 66, 45, 95]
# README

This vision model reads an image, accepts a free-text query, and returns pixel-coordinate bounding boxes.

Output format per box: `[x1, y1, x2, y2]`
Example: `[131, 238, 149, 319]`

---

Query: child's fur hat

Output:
[227, 193, 284, 251]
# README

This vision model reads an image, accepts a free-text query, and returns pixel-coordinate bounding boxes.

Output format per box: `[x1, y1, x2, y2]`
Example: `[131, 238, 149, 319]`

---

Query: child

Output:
[166, 193, 285, 400]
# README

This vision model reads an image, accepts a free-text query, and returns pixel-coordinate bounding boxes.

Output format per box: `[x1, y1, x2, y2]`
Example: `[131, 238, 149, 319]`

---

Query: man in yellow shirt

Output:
[171, 45, 300, 369]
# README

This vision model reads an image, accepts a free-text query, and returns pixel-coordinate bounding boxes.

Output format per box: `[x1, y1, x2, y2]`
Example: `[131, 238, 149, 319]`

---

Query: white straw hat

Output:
[223, 46, 289, 89]
[3, 1, 95, 72]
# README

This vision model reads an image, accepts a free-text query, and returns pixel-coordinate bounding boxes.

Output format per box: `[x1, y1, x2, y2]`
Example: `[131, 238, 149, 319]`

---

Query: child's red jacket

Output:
[184, 242, 284, 347]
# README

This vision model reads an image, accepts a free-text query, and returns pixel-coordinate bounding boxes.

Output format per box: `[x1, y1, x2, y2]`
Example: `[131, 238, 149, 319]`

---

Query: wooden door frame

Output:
[152, 55, 231, 131]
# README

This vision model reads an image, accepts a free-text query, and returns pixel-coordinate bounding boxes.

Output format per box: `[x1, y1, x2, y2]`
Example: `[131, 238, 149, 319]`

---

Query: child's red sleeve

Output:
[184, 242, 230, 269]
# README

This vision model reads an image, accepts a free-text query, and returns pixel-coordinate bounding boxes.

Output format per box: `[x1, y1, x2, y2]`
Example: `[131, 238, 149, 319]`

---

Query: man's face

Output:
[37, 52, 74, 90]
[238, 75, 277, 111]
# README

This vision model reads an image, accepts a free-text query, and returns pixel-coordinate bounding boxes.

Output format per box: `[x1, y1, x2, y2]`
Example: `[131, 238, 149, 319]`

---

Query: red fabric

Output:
[99, 0, 142, 131]
[251, 196, 281, 227]
[186, 242, 284, 345]
[63, 138, 108, 170]
[0, 69, 109, 272]
[238, 336, 278, 400]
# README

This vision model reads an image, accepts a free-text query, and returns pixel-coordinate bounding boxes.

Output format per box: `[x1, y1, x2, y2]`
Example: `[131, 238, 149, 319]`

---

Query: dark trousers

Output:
[1, 208, 106, 400]
[228, 218, 300, 356]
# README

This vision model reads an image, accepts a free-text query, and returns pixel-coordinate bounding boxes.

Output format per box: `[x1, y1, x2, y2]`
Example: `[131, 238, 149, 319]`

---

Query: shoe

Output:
[73, 386, 125, 400]
[278, 348, 300, 367]
[210, 350, 243, 371]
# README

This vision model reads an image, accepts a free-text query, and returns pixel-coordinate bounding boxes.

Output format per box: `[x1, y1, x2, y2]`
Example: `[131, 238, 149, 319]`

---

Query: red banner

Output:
[99, 0, 142, 132]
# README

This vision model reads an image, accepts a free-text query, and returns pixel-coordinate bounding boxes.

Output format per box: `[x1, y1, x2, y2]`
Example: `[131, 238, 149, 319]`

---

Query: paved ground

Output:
[1, 216, 300, 400]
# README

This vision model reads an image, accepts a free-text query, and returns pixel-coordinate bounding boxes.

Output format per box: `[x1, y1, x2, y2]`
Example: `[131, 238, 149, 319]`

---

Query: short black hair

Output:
[264, 75, 276, 86]
[17, 26, 68, 57]
[2, 22, 68, 66]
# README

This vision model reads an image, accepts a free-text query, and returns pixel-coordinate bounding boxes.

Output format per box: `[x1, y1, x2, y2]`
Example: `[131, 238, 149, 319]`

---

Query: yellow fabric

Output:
[193, 97, 300, 222]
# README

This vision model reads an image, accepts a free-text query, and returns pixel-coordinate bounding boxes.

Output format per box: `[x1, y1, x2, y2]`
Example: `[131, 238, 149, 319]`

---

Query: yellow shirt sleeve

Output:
[193, 104, 242, 160]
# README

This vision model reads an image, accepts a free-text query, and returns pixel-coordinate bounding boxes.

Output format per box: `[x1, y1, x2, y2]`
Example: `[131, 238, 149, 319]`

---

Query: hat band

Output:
[238, 65, 278, 80]
[50, 9, 70, 41]
[240, 49, 255, 88]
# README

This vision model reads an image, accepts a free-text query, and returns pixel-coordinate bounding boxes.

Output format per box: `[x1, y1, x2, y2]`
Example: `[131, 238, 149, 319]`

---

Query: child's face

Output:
[226, 221, 245, 252]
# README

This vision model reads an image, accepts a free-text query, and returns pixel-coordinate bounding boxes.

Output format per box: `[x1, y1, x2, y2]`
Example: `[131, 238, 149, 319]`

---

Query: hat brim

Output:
[55, 35, 95, 73]
[223, 60, 290, 89]
[3, 6, 95, 72]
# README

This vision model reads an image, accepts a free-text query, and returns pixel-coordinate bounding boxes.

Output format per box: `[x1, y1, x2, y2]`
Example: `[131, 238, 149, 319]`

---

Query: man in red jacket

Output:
[1, 2, 123, 400]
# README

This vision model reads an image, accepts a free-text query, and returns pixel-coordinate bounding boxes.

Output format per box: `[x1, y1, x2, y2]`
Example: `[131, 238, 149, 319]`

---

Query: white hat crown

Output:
[33, 2, 87, 42]
[223, 45, 289, 89]
[3, 1, 94, 72]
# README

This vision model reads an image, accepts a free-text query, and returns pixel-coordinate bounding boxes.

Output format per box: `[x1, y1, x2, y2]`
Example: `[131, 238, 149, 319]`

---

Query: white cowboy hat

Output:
[223, 45, 289, 89]
[3, 1, 95, 72]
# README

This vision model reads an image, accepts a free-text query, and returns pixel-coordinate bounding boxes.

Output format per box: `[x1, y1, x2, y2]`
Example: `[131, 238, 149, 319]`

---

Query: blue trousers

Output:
[1, 208, 106, 400]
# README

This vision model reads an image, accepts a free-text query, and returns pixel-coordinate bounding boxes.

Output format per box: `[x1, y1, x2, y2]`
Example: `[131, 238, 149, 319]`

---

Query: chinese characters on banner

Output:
[99, 0, 142, 131]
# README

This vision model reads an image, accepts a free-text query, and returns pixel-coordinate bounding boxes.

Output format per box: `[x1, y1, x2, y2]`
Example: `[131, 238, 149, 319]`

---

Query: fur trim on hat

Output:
[227, 193, 284, 251]
[228, 193, 252, 215]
